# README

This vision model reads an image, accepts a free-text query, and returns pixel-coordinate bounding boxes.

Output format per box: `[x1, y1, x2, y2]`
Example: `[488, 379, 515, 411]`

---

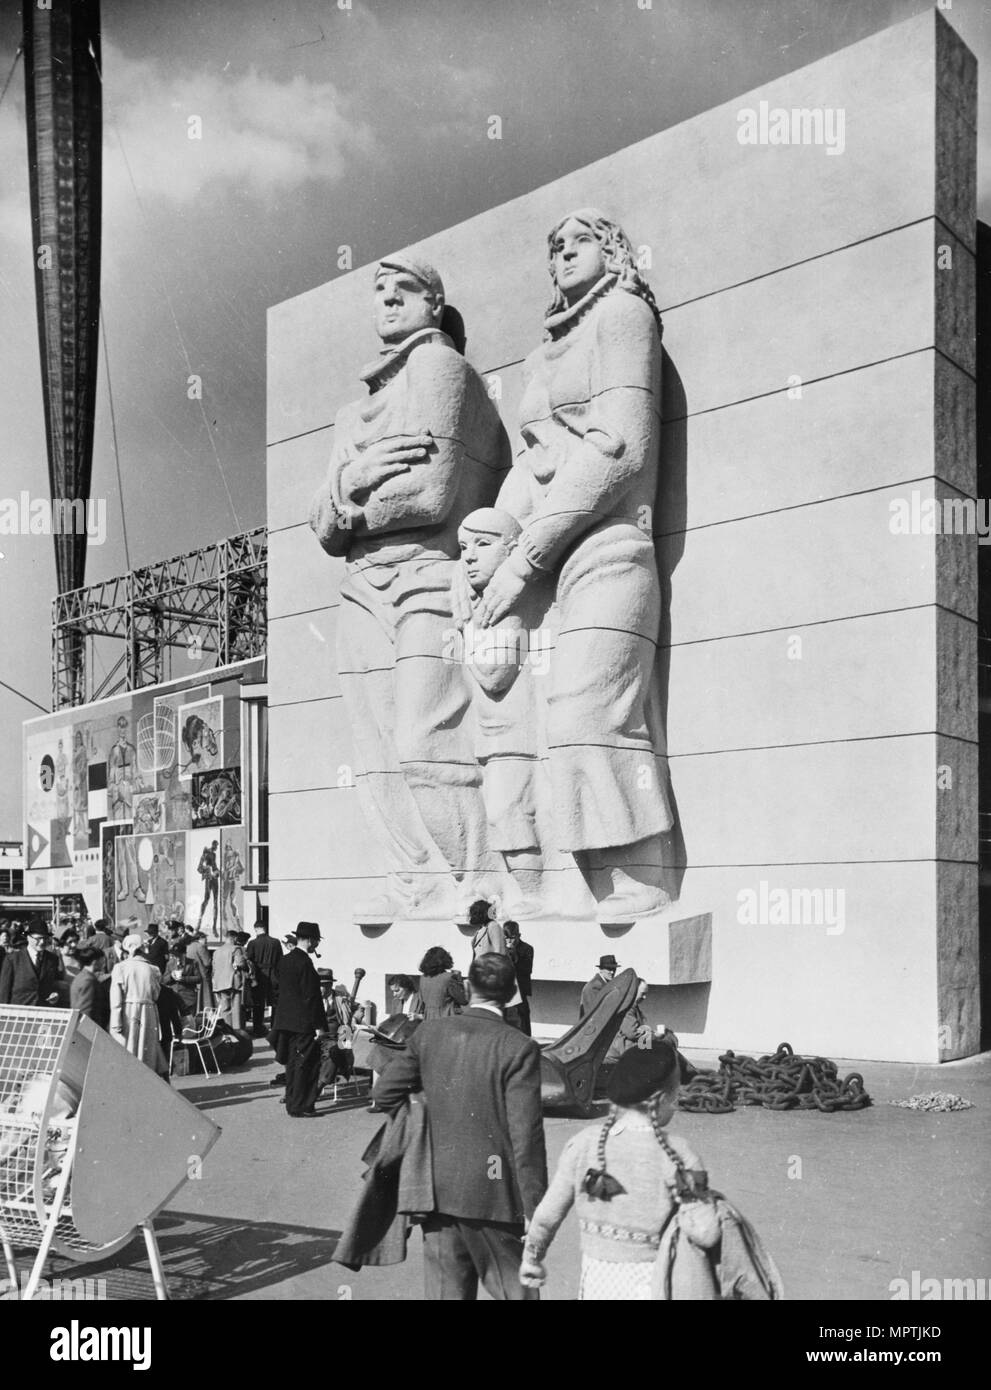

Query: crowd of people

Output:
[260, 898, 733, 1302]
[0, 899, 746, 1302]
[0, 913, 283, 1080]
[339, 943, 726, 1302]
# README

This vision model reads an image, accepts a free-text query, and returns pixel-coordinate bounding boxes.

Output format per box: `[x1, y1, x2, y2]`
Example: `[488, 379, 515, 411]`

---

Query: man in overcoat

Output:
[374, 952, 547, 1299]
[271, 922, 327, 1117]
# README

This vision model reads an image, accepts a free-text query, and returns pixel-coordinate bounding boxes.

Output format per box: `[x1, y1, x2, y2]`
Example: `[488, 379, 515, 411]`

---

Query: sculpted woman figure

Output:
[477, 209, 674, 920]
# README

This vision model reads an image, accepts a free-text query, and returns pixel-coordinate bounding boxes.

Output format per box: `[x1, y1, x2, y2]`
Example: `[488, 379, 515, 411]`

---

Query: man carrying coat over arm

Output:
[271, 922, 327, 1117]
[373, 952, 548, 1300]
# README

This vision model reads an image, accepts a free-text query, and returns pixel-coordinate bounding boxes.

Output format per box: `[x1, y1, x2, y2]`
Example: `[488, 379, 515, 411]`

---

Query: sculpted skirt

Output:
[546, 526, 674, 852]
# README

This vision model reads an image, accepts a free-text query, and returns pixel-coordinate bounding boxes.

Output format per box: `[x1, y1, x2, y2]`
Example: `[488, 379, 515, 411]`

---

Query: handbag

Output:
[650, 1132, 784, 1301]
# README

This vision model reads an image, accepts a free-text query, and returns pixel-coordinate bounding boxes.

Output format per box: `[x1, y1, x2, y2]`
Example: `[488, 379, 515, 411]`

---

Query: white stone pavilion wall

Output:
[266, 11, 978, 1061]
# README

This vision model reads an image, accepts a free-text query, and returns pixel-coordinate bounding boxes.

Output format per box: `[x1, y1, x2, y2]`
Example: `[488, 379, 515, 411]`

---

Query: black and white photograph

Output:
[0, 0, 987, 1356]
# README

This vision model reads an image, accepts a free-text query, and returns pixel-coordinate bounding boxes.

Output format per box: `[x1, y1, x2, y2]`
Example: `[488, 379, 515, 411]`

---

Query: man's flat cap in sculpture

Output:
[376, 253, 445, 303]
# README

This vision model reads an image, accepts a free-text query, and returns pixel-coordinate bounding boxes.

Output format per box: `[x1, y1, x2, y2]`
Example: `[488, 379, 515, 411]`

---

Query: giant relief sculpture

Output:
[311, 216, 676, 925]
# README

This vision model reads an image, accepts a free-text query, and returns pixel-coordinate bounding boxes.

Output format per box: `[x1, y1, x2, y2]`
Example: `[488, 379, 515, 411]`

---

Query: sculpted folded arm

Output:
[309, 347, 474, 554]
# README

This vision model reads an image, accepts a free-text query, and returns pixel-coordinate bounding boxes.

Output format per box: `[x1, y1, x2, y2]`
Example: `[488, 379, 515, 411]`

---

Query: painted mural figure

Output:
[115, 836, 142, 903]
[180, 708, 221, 779]
[108, 714, 136, 821]
[143, 836, 178, 924]
[196, 838, 220, 932]
[220, 840, 244, 931]
[71, 728, 89, 845]
[145, 853, 160, 915]
[310, 253, 509, 920]
[480, 210, 674, 920]
[454, 508, 545, 917]
[54, 739, 70, 826]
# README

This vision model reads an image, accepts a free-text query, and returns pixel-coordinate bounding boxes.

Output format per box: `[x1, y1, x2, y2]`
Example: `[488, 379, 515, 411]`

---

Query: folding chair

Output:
[170, 1007, 222, 1077]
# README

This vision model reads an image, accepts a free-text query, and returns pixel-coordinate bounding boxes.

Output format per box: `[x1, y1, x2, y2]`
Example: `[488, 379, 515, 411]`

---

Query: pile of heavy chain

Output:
[678, 1041, 871, 1114]
[888, 1092, 973, 1112]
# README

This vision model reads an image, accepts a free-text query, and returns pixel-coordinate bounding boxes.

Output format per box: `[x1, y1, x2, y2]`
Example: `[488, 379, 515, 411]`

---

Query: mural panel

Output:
[23, 662, 259, 925]
[178, 697, 224, 783]
[192, 768, 242, 828]
[100, 820, 131, 928]
[219, 826, 247, 934]
[25, 722, 73, 869]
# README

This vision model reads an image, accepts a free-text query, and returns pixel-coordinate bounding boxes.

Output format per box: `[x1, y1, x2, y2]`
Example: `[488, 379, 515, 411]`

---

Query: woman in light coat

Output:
[109, 933, 168, 1076]
[211, 929, 248, 1029]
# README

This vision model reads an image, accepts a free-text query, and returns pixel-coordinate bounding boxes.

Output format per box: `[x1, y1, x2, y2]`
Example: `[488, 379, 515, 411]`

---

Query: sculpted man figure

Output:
[310, 254, 509, 919]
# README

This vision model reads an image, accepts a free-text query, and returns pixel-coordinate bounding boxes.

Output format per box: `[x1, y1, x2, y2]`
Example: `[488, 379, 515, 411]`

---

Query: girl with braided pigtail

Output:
[520, 1042, 707, 1299]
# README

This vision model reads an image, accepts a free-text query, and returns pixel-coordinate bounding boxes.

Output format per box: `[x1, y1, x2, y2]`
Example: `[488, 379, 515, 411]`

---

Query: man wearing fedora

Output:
[271, 922, 328, 1117]
[503, 920, 534, 1035]
[579, 954, 619, 1019]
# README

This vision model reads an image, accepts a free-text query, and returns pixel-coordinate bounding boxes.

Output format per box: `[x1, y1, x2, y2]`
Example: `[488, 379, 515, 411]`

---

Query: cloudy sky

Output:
[0, 0, 988, 836]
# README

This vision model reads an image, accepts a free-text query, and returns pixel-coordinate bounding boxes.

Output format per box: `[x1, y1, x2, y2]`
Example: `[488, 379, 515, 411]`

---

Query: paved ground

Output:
[39, 1039, 991, 1301]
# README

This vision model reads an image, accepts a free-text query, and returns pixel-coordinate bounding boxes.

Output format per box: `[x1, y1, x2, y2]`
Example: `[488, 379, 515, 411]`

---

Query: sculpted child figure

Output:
[310, 254, 509, 920]
[454, 507, 546, 918]
[479, 209, 675, 921]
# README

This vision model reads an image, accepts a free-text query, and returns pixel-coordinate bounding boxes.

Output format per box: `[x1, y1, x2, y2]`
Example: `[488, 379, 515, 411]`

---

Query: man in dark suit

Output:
[246, 920, 281, 1036]
[503, 921, 534, 1036]
[0, 923, 65, 1006]
[271, 922, 328, 1117]
[579, 953, 618, 1019]
[374, 952, 548, 1300]
[143, 923, 169, 974]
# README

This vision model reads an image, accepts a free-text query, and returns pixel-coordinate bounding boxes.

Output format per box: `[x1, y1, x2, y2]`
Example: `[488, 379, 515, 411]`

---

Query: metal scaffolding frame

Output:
[51, 529, 267, 709]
